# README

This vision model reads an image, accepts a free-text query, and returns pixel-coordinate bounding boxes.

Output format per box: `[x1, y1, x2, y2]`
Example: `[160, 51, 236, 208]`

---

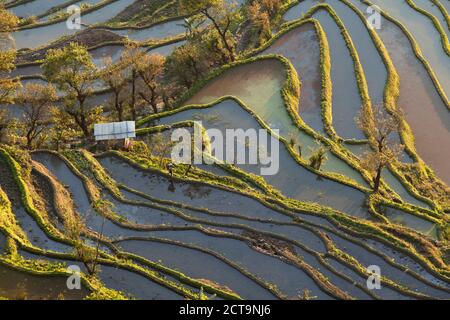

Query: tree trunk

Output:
[373, 165, 382, 193]
[115, 92, 123, 121]
[78, 111, 90, 139]
[203, 10, 235, 62]
[26, 133, 32, 149]
[131, 72, 137, 120]
[162, 94, 170, 111]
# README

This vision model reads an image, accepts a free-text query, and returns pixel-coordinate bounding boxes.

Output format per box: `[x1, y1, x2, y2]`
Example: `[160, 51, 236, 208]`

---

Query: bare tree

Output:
[180, 0, 240, 62]
[65, 213, 105, 276]
[136, 53, 166, 114]
[121, 42, 145, 120]
[0, 6, 20, 106]
[42, 42, 98, 139]
[356, 105, 404, 193]
[15, 83, 57, 149]
[0, 108, 10, 141]
[100, 57, 128, 121]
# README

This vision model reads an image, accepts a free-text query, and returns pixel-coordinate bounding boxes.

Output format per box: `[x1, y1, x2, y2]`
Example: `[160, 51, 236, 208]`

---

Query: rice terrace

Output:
[0, 0, 449, 303]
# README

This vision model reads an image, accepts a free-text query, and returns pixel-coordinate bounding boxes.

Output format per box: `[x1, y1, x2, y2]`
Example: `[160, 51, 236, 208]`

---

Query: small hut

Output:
[94, 121, 136, 150]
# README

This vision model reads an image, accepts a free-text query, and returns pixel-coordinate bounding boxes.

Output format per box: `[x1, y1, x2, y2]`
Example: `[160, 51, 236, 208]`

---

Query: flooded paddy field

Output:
[350, 0, 450, 185]
[152, 99, 370, 218]
[10, 0, 71, 19]
[258, 23, 324, 134]
[11, 0, 136, 49]
[0, 0, 449, 301]
[369, 0, 450, 99]
[183, 59, 369, 185]
[0, 262, 88, 300]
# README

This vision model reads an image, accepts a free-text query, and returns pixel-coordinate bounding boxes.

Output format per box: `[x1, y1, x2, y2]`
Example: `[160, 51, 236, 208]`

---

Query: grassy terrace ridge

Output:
[431, 0, 450, 30]
[42, 150, 245, 300]
[0, 147, 245, 300]
[97, 153, 450, 294]
[107, 136, 450, 265]
[138, 4, 446, 212]
[14, 0, 120, 29]
[137, 52, 376, 192]
[275, 0, 448, 209]
[1, 0, 449, 300]
[15, 34, 187, 73]
[90, 150, 450, 297]
[132, 117, 450, 278]
[245, 17, 338, 142]
[338, 0, 449, 212]
[131, 2, 450, 272]
[361, 0, 450, 111]
[405, 0, 450, 56]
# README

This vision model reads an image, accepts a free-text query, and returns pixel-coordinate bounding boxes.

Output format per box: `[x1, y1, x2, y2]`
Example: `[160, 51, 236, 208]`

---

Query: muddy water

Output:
[98, 265, 183, 300]
[32, 152, 92, 216]
[142, 230, 334, 299]
[104, 192, 190, 226]
[327, 233, 449, 298]
[369, 0, 450, 99]
[120, 188, 294, 224]
[412, 0, 450, 40]
[12, 0, 135, 49]
[18, 250, 184, 300]
[114, 19, 185, 41]
[154, 99, 369, 218]
[0, 157, 72, 252]
[90, 40, 185, 69]
[381, 169, 430, 208]
[31, 152, 169, 239]
[30, 152, 124, 238]
[113, 201, 371, 299]
[362, 238, 450, 289]
[380, 206, 439, 240]
[10, 64, 41, 78]
[0, 263, 88, 300]
[10, 0, 69, 18]
[117, 240, 277, 300]
[351, 0, 450, 185]
[284, 2, 366, 140]
[115, 214, 367, 299]
[116, 188, 328, 254]
[442, 0, 450, 14]
[90, 44, 124, 67]
[121, 237, 376, 299]
[259, 23, 324, 134]
[325, 0, 387, 106]
[184, 59, 368, 185]
[146, 40, 186, 56]
[326, 258, 413, 299]
[97, 153, 333, 218]
[40, 0, 103, 22]
[123, 184, 340, 234]
[1, 202, 70, 253]
[186, 59, 287, 134]
[117, 190, 372, 289]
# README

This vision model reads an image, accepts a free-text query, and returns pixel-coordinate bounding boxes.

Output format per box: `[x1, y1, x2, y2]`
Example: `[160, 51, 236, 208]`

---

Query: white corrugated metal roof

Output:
[94, 121, 136, 141]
